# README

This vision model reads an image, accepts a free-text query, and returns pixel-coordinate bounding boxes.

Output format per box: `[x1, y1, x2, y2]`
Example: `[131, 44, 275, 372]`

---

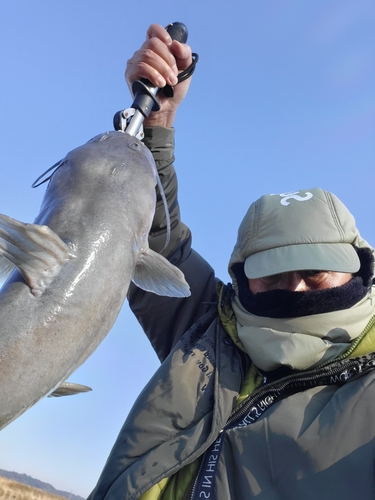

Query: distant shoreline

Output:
[0, 470, 85, 500]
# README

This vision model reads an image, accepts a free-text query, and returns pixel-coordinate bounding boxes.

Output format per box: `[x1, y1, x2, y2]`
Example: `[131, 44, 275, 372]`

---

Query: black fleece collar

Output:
[236, 271, 367, 318]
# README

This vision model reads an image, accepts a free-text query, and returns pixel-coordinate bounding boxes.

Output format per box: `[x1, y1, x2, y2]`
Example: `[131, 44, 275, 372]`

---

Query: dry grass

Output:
[0, 477, 66, 500]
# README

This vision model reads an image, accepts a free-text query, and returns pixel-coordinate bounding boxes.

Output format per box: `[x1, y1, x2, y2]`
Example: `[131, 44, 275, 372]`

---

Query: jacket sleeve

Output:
[128, 126, 218, 362]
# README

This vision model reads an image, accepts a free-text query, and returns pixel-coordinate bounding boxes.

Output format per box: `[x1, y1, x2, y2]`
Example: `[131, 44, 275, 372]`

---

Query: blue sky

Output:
[0, 0, 374, 496]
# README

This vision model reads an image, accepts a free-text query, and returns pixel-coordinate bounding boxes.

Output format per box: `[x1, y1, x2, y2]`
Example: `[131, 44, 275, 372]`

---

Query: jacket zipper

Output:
[226, 355, 375, 428]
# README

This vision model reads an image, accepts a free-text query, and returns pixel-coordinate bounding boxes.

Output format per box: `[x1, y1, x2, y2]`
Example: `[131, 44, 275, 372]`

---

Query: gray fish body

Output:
[0, 131, 189, 429]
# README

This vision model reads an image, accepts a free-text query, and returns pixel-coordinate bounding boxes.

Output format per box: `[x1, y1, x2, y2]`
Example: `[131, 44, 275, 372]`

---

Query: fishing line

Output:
[155, 170, 171, 254]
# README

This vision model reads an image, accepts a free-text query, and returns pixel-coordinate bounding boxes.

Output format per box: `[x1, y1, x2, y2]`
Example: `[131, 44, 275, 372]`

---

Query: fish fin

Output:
[0, 255, 16, 287]
[48, 381, 92, 398]
[0, 213, 74, 296]
[132, 248, 191, 298]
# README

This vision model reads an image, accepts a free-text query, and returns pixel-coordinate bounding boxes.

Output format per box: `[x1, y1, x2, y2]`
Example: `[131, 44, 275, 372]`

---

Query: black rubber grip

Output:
[165, 22, 188, 43]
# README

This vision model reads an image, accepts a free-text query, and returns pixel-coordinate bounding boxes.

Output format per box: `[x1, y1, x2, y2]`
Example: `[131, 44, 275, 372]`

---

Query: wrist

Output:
[143, 110, 176, 129]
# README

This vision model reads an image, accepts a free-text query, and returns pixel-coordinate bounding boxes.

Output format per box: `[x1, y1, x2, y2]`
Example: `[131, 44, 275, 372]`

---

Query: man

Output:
[88, 25, 375, 499]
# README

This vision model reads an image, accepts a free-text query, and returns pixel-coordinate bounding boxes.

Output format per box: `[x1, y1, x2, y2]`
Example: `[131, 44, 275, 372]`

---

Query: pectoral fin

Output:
[0, 256, 16, 288]
[0, 213, 74, 296]
[48, 381, 92, 397]
[132, 248, 190, 298]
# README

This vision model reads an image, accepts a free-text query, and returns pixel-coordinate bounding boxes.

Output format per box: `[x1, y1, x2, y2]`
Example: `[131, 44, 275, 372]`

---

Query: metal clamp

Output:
[113, 108, 144, 140]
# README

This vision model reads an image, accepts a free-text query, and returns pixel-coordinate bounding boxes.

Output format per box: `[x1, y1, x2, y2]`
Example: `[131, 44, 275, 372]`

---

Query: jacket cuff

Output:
[143, 127, 175, 162]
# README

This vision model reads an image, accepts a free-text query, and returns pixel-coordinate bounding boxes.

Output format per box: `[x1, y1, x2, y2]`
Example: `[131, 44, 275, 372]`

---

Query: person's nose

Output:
[281, 272, 309, 291]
